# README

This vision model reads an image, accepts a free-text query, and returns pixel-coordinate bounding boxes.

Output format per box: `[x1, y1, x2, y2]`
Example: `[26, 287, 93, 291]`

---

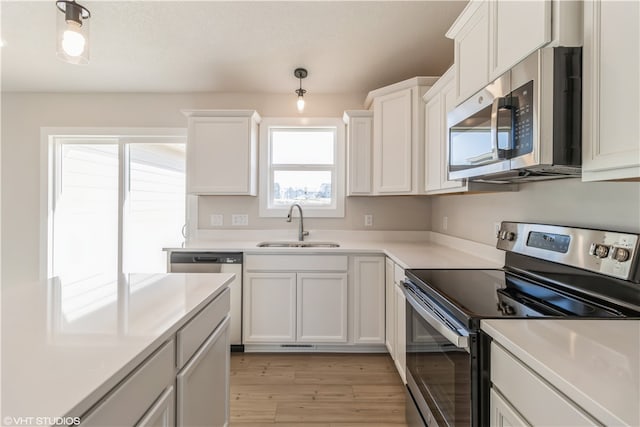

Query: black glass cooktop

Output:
[405, 263, 639, 328]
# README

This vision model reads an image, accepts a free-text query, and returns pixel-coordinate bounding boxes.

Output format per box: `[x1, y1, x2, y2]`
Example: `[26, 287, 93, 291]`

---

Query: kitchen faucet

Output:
[286, 203, 309, 241]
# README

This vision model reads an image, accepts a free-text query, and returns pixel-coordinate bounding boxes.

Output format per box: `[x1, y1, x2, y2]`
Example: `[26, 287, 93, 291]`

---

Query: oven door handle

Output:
[402, 284, 469, 350]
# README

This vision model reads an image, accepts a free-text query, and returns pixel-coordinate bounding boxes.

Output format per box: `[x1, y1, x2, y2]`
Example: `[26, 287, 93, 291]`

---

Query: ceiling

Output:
[1, 1, 467, 94]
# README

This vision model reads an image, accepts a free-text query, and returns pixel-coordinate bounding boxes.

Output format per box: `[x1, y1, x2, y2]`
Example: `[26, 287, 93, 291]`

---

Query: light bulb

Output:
[62, 21, 86, 57]
[297, 96, 305, 113]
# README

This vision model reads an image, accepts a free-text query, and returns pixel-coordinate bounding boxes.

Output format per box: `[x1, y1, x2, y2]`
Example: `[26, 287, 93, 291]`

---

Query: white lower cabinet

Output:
[352, 256, 385, 344]
[244, 272, 297, 343]
[80, 340, 175, 427]
[384, 257, 407, 382]
[490, 388, 530, 427]
[394, 282, 406, 384]
[79, 286, 231, 427]
[297, 273, 348, 343]
[243, 254, 384, 348]
[177, 317, 230, 427]
[490, 342, 597, 427]
[136, 386, 175, 427]
[384, 257, 396, 355]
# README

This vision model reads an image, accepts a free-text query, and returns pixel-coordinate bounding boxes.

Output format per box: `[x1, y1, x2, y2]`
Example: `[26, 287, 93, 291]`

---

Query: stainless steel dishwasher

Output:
[169, 251, 243, 351]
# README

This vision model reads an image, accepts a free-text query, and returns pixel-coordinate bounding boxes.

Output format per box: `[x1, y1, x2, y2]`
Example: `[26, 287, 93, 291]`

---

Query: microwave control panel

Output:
[510, 80, 534, 157]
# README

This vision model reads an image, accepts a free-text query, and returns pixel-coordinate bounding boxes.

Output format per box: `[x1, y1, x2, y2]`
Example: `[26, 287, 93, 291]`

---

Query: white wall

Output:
[0, 91, 376, 287]
[431, 178, 640, 245]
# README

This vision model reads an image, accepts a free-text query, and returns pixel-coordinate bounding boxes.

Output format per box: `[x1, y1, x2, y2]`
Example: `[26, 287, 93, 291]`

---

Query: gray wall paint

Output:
[198, 195, 431, 231]
[431, 178, 640, 245]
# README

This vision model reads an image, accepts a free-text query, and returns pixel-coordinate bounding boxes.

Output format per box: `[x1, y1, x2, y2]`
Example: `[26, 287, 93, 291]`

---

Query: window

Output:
[46, 131, 186, 284]
[259, 118, 345, 217]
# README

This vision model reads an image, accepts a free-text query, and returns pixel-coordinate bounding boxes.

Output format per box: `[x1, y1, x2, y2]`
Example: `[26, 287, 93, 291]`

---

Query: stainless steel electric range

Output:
[402, 222, 640, 427]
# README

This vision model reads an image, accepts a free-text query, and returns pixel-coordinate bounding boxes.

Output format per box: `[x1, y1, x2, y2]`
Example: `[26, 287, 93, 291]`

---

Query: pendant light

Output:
[294, 68, 308, 113]
[56, 0, 91, 65]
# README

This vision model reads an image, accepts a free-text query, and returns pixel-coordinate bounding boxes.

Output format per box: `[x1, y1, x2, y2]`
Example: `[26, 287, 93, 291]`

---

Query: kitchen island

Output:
[482, 319, 640, 427]
[1, 273, 234, 427]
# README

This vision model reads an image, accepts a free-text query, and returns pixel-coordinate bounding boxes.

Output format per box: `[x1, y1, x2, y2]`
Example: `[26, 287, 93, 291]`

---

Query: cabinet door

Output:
[440, 79, 467, 191]
[187, 115, 256, 195]
[177, 317, 230, 427]
[244, 273, 296, 343]
[394, 284, 406, 384]
[353, 256, 385, 344]
[490, 388, 531, 427]
[583, 0, 640, 181]
[136, 386, 175, 427]
[385, 258, 396, 357]
[373, 89, 413, 193]
[424, 93, 443, 192]
[455, 0, 490, 104]
[297, 273, 348, 343]
[345, 112, 373, 195]
[489, 0, 551, 79]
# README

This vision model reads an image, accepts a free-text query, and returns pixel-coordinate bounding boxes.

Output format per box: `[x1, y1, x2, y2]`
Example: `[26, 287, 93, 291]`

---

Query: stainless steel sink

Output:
[256, 241, 340, 248]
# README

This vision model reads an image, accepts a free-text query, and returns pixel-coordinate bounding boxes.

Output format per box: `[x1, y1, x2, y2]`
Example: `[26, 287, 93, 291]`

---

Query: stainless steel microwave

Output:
[447, 47, 582, 183]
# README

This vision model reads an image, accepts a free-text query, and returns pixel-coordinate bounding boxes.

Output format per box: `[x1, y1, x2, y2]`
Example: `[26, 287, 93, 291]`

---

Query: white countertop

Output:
[482, 319, 640, 427]
[167, 232, 504, 270]
[1, 273, 234, 425]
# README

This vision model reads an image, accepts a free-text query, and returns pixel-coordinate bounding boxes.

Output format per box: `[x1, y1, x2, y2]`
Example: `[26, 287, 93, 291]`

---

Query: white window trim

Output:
[258, 117, 345, 218]
[39, 127, 187, 281]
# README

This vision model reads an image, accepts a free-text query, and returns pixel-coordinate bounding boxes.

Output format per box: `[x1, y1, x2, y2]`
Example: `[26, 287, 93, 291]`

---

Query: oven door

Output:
[404, 283, 473, 427]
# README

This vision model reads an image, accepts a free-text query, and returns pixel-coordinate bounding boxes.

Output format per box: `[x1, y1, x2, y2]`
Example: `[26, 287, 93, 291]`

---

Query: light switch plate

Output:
[231, 214, 249, 226]
[210, 214, 223, 226]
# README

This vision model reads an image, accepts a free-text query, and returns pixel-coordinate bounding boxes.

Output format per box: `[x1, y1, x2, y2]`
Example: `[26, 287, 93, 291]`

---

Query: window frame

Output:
[258, 117, 345, 218]
[40, 127, 187, 280]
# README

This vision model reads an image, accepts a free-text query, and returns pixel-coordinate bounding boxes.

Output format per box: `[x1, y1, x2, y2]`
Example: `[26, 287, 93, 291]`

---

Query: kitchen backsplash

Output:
[431, 178, 640, 246]
[198, 195, 432, 231]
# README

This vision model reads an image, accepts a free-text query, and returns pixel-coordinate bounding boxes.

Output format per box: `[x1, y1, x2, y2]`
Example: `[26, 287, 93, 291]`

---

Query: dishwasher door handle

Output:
[192, 256, 220, 263]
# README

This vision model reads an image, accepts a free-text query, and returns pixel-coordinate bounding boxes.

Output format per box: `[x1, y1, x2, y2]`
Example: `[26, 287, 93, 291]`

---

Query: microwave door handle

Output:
[402, 284, 469, 350]
[490, 97, 511, 159]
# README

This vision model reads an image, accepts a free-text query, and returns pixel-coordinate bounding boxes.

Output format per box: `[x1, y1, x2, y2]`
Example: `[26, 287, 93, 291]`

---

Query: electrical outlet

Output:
[231, 214, 249, 226]
[210, 214, 223, 226]
[494, 222, 501, 237]
[443, 216, 448, 231]
[364, 214, 373, 227]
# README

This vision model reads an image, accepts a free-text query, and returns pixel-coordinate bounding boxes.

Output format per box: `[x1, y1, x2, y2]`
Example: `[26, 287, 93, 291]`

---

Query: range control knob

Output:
[498, 230, 516, 241]
[589, 243, 610, 259]
[611, 247, 631, 262]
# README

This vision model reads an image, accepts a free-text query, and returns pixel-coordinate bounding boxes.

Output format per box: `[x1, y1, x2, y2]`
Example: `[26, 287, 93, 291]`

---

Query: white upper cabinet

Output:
[582, 0, 640, 181]
[374, 89, 413, 193]
[183, 110, 260, 195]
[367, 77, 438, 195]
[488, 0, 551, 80]
[343, 110, 373, 195]
[423, 67, 467, 194]
[447, 0, 581, 105]
[450, 0, 490, 104]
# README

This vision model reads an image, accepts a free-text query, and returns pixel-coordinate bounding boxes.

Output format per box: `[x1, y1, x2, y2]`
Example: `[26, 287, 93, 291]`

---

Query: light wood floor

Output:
[230, 353, 408, 427]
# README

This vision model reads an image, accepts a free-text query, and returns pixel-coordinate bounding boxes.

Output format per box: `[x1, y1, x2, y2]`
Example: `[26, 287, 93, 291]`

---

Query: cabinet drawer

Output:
[80, 340, 175, 427]
[177, 288, 230, 368]
[491, 343, 598, 426]
[245, 254, 348, 271]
